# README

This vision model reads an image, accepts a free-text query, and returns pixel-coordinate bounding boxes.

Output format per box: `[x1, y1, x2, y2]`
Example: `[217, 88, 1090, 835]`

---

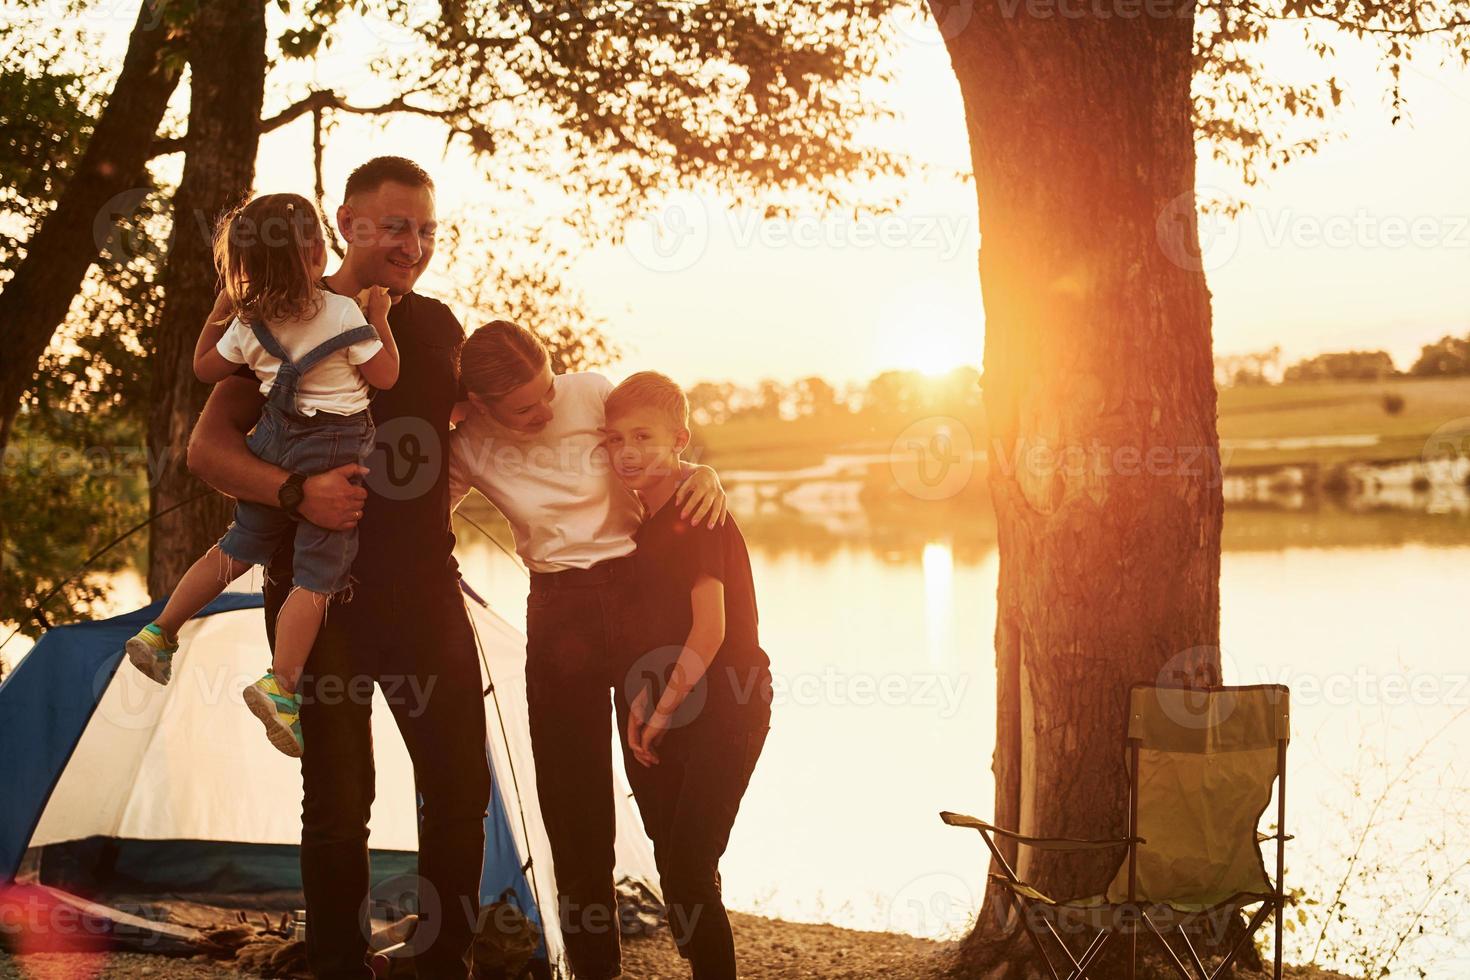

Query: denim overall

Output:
[216, 320, 380, 595]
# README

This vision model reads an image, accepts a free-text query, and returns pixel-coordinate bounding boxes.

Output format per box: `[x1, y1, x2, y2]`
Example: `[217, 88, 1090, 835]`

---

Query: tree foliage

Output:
[6, 0, 1470, 624]
[0, 24, 172, 632]
[1194, 0, 1470, 198]
[1409, 333, 1470, 376]
[1284, 348, 1398, 381]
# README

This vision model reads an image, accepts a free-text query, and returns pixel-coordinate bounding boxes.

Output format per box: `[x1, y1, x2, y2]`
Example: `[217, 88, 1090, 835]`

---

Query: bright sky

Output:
[65, 5, 1470, 388]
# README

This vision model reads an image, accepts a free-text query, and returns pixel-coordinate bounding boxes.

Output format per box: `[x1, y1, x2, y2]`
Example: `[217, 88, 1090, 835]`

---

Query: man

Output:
[189, 156, 490, 979]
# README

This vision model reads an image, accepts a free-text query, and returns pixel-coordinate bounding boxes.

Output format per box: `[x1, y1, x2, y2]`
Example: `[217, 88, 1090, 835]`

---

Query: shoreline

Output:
[0, 909, 1358, 979]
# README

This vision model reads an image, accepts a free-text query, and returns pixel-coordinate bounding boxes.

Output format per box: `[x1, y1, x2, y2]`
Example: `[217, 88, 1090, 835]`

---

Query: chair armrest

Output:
[940, 811, 1143, 851]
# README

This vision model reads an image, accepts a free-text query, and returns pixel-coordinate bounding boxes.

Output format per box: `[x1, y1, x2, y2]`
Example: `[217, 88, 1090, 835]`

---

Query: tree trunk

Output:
[0, 0, 183, 452]
[0, 0, 181, 596]
[934, 3, 1225, 974]
[146, 0, 267, 598]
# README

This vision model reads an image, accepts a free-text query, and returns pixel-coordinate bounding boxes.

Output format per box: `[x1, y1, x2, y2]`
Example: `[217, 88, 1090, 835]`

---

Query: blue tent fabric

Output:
[482, 768, 543, 930]
[0, 592, 261, 880]
[0, 590, 544, 943]
[36, 837, 420, 895]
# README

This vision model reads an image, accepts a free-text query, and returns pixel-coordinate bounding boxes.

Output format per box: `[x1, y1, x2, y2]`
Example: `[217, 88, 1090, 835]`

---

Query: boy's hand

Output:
[627, 687, 660, 767]
[637, 710, 671, 765]
[675, 464, 728, 529]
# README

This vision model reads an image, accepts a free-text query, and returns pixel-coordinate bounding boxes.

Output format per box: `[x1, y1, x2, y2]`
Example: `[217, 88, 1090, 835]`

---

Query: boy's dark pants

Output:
[265, 576, 492, 980]
[615, 710, 767, 980]
[523, 558, 634, 979]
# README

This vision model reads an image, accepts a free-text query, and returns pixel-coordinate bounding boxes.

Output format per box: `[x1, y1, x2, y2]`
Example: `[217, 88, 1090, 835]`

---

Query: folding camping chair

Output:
[942, 683, 1291, 980]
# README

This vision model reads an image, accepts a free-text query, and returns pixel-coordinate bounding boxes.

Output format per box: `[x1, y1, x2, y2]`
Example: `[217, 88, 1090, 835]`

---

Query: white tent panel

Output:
[23, 588, 660, 980]
[32, 601, 418, 851]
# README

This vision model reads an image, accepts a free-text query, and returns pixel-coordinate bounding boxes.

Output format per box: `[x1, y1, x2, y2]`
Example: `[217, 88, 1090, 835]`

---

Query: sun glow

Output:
[872, 288, 983, 378]
[921, 540, 955, 665]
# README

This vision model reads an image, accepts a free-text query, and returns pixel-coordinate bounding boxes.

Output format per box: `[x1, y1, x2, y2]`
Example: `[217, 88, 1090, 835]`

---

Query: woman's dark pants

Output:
[523, 558, 635, 979]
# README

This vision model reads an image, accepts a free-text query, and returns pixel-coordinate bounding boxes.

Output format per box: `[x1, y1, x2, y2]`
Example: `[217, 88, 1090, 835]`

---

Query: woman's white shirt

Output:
[448, 371, 644, 573]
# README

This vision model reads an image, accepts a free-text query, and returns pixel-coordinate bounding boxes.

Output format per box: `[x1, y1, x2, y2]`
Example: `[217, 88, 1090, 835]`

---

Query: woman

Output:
[447, 320, 726, 980]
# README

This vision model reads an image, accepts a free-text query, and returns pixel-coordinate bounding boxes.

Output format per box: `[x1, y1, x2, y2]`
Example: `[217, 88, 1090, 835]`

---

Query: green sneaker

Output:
[242, 671, 304, 758]
[125, 623, 178, 685]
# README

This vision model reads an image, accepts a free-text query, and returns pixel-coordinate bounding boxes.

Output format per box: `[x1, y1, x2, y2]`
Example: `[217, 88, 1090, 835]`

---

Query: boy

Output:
[601, 372, 773, 980]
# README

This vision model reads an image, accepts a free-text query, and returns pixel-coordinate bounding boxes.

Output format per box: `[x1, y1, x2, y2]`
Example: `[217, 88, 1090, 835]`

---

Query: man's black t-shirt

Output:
[244, 290, 465, 595]
[626, 497, 773, 732]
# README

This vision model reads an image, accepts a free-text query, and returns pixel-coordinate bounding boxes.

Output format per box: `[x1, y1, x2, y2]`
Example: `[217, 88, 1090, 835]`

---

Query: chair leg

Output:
[1274, 895, 1284, 980]
[1205, 904, 1274, 980]
[1000, 891, 1066, 980]
[1140, 912, 1197, 980]
[1070, 928, 1114, 980]
[1175, 923, 1209, 978]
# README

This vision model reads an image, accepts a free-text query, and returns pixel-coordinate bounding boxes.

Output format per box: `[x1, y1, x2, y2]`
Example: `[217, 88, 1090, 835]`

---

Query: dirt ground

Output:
[0, 911, 1356, 979]
[624, 911, 955, 979]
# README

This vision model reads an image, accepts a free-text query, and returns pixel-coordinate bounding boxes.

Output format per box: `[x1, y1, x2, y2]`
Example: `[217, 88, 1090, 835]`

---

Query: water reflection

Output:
[922, 541, 954, 668]
[718, 455, 1470, 560]
[6, 461, 1464, 977]
[452, 471, 1470, 975]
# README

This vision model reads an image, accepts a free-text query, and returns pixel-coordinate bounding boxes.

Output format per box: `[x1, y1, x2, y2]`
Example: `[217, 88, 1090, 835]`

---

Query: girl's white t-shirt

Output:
[216, 291, 383, 416]
[447, 371, 644, 573]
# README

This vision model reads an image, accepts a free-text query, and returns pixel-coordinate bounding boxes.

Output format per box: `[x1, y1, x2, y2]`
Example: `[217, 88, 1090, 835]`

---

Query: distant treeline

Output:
[686, 366, 983, 426]
[1215, 332, 1470, 387]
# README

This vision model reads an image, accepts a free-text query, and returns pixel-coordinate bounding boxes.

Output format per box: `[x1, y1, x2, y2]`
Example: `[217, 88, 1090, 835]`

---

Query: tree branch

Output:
[1234, 0, 1470, 39]
[148, 90, 455, 157]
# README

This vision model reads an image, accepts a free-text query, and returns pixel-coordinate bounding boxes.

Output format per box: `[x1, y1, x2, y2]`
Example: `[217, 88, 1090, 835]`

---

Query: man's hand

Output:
[675, 463, 728, 528]
[299, 464, 370, 530]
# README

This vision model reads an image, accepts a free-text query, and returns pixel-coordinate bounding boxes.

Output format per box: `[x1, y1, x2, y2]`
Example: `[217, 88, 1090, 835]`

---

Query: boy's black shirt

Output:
[627, 494, 773, 732]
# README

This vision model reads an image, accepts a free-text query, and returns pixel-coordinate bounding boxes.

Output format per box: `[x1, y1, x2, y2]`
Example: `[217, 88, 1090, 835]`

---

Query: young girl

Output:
[124, 192, 399, 758]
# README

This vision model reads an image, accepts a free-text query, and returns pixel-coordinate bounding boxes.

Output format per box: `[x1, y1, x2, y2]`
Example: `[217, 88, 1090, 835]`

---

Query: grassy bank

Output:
[1216, 375, 1470, 469]
[693, 376, 1470, 473]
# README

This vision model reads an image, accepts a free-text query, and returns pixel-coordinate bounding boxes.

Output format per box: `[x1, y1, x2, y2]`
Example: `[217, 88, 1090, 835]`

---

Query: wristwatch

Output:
[278, 472, 308, 518]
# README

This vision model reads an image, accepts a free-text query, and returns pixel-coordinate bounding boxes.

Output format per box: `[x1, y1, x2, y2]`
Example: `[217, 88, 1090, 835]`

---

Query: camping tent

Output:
[0, 583, 660, 976]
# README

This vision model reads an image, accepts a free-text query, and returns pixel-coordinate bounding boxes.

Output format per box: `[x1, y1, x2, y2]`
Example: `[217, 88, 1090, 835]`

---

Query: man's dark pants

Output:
[265, 576, 492, 980]
[522, 558, 633, 979]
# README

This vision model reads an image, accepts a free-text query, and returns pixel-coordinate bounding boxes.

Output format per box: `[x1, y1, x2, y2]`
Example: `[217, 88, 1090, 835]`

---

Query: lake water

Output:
[457, 485, 1470, 979]
[7, 486, 1469, 977]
